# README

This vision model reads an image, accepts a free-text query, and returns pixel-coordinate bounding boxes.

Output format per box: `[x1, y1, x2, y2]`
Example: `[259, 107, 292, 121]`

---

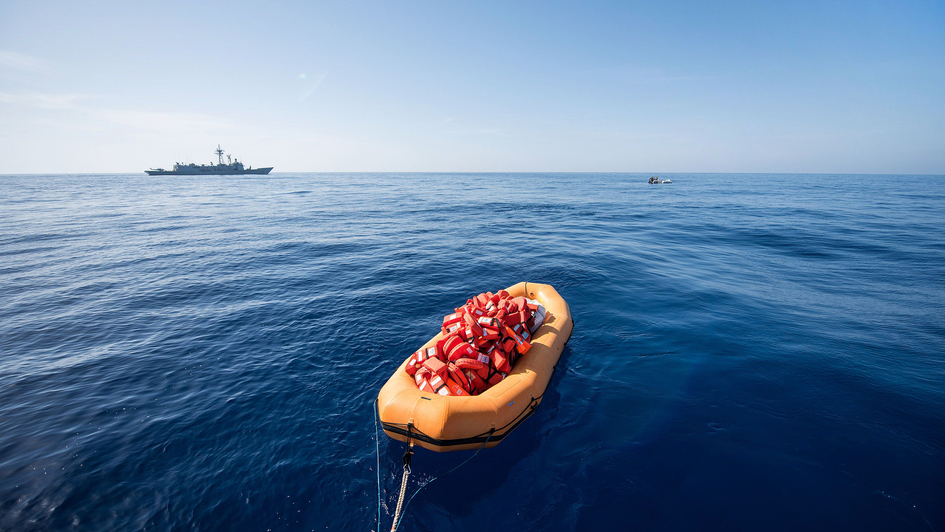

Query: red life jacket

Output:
[442, 312, 464, 327]
[455, 357, 486, 371]
[422, 357, 447, 378]
[415, 367, 432, 387]
[448, 363, 471, 393]
[447, 341, 475, 362]
[503, 325, 532, 355]
[418, 378, 435, 393]
[493, 350, 511, 373]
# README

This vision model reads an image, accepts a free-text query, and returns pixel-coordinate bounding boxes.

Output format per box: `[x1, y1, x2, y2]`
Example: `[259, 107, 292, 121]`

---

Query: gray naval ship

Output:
[146, 145, 273, 175]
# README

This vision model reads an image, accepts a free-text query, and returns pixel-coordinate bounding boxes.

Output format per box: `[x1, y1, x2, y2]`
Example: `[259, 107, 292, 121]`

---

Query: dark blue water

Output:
[1, 173, 943, 531]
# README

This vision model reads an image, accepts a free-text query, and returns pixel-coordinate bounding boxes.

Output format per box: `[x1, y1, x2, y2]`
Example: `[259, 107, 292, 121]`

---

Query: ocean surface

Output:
[1, 172, 943, 531]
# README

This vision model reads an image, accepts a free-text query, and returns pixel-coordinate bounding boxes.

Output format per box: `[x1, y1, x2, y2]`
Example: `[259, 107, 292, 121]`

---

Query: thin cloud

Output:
[446, 127, 503, 135]
[299, 72, 327, 102]
[0, 91, 89, 109]
[94, 108, 232, 133]
[0, 91, 234, 133]
[577, 130, 671, 140]
[592, 64, 723, 84]
[0, 51, 49, 73]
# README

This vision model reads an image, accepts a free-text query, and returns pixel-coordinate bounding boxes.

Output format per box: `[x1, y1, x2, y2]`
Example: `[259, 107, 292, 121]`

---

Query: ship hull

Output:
[145, 167, 273, 175]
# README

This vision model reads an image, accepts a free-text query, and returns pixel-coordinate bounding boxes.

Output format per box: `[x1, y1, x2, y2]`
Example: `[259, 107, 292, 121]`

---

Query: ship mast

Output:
[215, 145, 225, 165]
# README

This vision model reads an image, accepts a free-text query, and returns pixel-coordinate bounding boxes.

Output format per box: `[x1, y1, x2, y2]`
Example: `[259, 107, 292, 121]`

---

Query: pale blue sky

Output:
[1, 0, 943, 173]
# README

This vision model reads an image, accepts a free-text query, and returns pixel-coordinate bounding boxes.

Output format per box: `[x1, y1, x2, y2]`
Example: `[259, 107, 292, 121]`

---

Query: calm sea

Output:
[1, 173, 943, 531]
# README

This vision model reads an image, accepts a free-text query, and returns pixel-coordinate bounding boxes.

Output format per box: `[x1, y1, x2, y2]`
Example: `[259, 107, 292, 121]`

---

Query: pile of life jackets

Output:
[404, 290, 547, 396]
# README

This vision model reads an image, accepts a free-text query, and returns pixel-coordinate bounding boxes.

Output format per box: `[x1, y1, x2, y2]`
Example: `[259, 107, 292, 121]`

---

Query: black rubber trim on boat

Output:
[381, 394, 543, 448]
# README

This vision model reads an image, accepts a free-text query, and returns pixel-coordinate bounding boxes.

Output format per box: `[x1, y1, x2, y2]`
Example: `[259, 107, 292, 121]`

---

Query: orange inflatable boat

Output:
[377, 282, 573, 452]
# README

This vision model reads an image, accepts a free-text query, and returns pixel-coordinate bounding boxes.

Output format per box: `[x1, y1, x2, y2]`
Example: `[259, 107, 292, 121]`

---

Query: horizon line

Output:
[2, 171, 944, 177]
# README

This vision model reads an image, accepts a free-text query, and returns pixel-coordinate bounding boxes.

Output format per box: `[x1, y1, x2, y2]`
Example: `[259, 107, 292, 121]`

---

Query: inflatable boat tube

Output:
[377, 282, 573, 452]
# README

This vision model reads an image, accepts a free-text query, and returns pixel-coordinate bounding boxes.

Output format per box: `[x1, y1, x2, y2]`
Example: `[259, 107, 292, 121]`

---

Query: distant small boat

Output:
[648, 177, 672, 184]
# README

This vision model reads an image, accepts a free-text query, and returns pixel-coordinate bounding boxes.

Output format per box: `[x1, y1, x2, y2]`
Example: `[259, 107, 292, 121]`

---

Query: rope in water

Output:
[374, 400, 383, 532]
[391, 429, 493, 531]
[389, 423, 414, 531]
[390, 458, 411, 531]
[375, 398, 494, 531]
